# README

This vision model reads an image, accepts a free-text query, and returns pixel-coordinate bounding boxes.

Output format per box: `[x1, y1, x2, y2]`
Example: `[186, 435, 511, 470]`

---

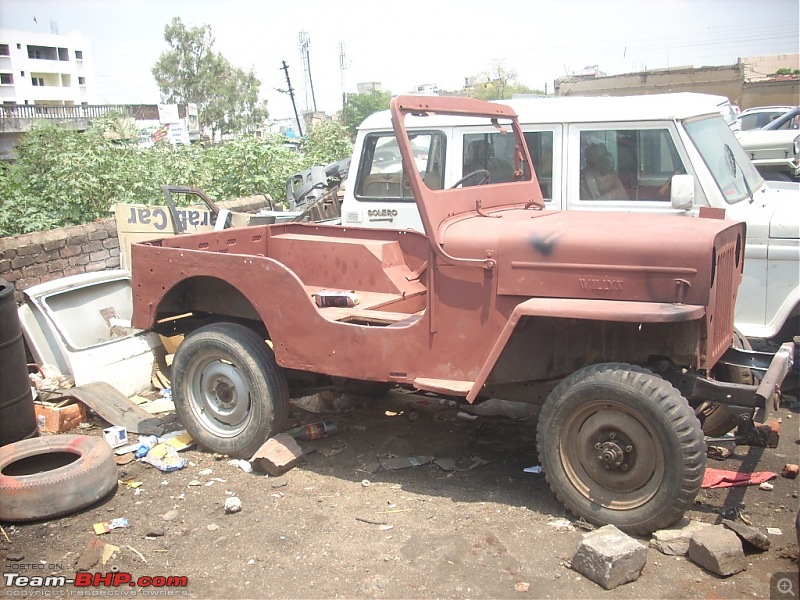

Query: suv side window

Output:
[355, 131, 446, 202]
[462, 133, 516, 184]
[461, 130, 555, 199]
[524, 131, 554, 200]
[579, 129, 684, 201]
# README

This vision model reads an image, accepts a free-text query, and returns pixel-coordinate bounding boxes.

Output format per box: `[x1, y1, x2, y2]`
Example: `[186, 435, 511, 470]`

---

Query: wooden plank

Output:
[58, 381, 164, 435]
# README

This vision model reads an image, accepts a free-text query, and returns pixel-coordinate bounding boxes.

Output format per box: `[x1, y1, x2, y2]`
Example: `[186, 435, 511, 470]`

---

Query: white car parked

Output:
[342, 93, 800, 341]
[735, 105, 794, 131]
[737, 106, 800, 182]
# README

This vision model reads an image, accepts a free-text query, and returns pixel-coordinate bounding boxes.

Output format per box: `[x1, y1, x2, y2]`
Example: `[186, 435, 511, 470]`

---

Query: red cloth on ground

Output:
[701, 468, 777, 489]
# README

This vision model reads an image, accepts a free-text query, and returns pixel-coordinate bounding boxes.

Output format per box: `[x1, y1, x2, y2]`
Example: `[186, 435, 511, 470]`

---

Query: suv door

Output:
[566, 122, 697, 215]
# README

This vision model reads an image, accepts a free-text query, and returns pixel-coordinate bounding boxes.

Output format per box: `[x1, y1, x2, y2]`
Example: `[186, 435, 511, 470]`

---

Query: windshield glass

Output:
[684, 116, 763, 205]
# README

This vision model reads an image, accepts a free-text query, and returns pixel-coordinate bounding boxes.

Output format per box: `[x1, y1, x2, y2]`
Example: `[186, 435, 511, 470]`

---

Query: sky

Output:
[1, 0, 798, 123]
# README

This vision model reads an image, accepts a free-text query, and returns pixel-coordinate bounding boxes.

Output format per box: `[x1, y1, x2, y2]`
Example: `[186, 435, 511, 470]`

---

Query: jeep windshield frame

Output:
[390, 96, 543, 257]
[683, 115, 764, 205]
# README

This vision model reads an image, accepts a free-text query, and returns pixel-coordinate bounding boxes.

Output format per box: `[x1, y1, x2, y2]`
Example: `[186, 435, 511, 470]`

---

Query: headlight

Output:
[793, 135, 800, 156]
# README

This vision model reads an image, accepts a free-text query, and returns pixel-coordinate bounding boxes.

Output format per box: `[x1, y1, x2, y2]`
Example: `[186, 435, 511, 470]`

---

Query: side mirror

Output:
[670, 174, 695, 210]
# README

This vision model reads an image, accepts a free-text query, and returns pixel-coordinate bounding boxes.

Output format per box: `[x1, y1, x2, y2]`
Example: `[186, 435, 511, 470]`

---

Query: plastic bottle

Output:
[287, 421, 338, 441]
[134, 435, 158, 458]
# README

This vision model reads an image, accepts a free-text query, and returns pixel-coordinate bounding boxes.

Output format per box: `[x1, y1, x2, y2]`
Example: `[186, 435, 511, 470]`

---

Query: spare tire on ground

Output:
[0, 435, 118, 522]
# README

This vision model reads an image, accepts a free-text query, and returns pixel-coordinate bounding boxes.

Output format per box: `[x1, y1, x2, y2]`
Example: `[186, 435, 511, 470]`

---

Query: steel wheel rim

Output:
[186, 353, 251, 438]
[559, 400, 665, 510]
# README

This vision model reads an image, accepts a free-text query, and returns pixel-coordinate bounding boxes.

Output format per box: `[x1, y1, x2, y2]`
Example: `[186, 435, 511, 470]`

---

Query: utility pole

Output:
[280, 60, 303, 137]
[298, 31, 317, 112]
[339, 43, 349, 127]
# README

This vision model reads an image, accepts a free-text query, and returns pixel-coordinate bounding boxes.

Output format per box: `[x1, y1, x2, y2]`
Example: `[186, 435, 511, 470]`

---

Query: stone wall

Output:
[0, 195, 272, 303]
[553, 63, 799, 110]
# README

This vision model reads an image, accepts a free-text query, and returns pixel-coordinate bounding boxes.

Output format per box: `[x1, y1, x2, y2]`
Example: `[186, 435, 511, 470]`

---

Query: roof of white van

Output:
[358, 92, 727, 130]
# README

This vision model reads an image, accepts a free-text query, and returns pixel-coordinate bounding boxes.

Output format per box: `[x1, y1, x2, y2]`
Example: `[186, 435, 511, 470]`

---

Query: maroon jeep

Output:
[131, 96, 793, 534]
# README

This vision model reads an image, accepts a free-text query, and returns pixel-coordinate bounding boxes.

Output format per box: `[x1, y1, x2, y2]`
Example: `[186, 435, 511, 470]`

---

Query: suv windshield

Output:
[684, 116, 763, 204]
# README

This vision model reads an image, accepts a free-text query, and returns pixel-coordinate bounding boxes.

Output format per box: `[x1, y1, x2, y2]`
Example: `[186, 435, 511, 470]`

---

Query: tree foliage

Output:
[343, 90, 393, 137]
[469, 61, 543, 100]
[152, 17, 268, 137]
[0, 117, 352, 237]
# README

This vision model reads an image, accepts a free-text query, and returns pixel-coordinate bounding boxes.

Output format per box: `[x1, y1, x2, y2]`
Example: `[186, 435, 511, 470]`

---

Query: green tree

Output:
[0, 113, 355, 236]
[152, 17, 268, 137]
[343, 90, 392, 137]
[301, 120, 353, 167]
[470, 61, 544, 100]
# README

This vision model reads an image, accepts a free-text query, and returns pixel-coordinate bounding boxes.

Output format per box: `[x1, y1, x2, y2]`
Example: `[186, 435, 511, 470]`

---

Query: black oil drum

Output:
[0, 278, 38, 446]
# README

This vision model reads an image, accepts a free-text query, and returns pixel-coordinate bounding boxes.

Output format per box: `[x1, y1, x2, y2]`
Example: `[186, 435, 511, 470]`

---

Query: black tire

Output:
[700, 330, 754, 437]
[172, 323, 289, 459]
[0, 435, 117, 522]
[536, 363, 706, 535]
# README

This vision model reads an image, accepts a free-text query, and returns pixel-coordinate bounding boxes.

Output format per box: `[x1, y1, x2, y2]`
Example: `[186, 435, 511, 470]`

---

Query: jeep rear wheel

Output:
[537, 363, 706, 535]
[172, 323, 289, 459]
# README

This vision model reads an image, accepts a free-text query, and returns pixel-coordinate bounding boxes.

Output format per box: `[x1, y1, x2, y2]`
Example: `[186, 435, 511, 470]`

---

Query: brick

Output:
[67, 234, 89, 246]
[64, 266, 85, 277]
[2, 270, 21, 283]
[650, 519, 712, 556]
[17, 277, 42, 291]
[103, 238, 120, 250]
[0, 247, 18, 260]
[60, 245, 83, 258]
[85, 262, 105, 272]
[250, 433, 304, 476]
[71, 255, 90, 266]
[572, 525, 647, 590]
[82, 241, 104, 254]
[754, 419, 780, 448]
[88, 229, 109, 241]
[107, 256, 121, 269]
[108, 247, 120, 258]
[89, 249, 109, 263]
[0, 259, 10, 274]
[48, 259, 68, 273]
[39, 249, 61, 263]
[11, 255, 36, 269]
[42, 239, 66, 252]
[16, 244, 42, 257]
[0, 237, 20, 253]
[21, 264, 48, 279]
[688, 525, 745, 576]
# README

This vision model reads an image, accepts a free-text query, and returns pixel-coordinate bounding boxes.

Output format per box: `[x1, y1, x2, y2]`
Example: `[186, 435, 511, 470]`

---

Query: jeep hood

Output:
[441, 209, 744, 306]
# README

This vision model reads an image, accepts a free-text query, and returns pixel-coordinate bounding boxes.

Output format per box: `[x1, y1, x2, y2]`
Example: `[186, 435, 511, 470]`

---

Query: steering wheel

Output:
[450, 169, 490, 189]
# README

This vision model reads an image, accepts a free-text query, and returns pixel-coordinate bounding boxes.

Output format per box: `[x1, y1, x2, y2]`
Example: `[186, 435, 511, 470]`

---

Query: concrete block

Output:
[250, 433, 304, 476]
[721, 519, 770, 551]
[572, 524, 647, 590]
[651, 518, 712, 555]
[688, 525, 746, 576]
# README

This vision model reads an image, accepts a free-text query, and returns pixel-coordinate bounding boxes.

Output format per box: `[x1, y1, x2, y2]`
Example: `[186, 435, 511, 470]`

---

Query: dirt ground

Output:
[2, 387, 799, 600]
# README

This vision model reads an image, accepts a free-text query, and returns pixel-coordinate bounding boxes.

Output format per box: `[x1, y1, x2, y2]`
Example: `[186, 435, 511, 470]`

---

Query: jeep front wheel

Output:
[537, 363, 706, 536]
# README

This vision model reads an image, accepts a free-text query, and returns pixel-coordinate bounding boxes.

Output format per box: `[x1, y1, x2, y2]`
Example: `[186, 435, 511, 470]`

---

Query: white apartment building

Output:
[0, 28, 96, 106]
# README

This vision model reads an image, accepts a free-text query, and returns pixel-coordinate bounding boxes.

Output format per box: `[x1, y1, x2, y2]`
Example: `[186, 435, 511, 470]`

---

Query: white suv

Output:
[342, 93, 800, 341]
